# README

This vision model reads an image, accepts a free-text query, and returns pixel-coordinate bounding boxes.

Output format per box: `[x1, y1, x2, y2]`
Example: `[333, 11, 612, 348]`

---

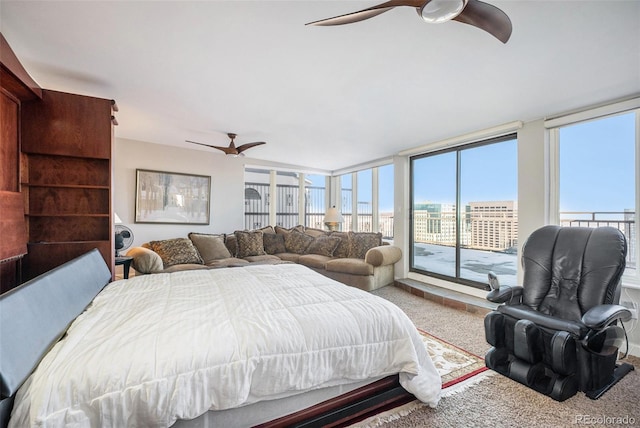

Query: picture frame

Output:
[135, 169, 211, 224]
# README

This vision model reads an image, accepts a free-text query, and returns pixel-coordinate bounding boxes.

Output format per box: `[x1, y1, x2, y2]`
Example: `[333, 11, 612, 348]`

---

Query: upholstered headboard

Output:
[0, 249, 111, 427]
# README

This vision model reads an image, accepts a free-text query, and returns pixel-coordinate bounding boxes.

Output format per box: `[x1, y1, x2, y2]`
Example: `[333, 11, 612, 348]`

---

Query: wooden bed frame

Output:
[0, 250, 414, 428]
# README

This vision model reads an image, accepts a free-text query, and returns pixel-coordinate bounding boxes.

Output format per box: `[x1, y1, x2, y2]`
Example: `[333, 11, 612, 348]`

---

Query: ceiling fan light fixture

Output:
[418, 0, 468, 23]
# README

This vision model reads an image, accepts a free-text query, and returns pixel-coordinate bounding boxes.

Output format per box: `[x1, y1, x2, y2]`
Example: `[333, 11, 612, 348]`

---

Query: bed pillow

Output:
[188, 233, 231, 264]
[306, 235, 342, 257]
[349, 231, 383, 259]
[263, 233, 286, 255]
[147, 238, 204, 268]
[284, 229, 314, 254]
[234, 230, 266, 258]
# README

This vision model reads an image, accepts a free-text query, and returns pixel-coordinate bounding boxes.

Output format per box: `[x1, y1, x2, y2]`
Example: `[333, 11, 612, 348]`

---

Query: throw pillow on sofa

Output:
[349, 231, 383, 259]
[275, 225, 305, 235]
[263, 233, 286, 255]
[235, 230, 266, 258]
[188, 233, 231, 264]
[306, 235, 342, 257]
[329, 232, 350, 258]
[146, 238, 204, 268]
[284, 229, 314, 254]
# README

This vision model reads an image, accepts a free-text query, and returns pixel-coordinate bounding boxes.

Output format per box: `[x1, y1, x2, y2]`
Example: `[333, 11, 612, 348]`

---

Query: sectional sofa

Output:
[127, 226, 402, 291]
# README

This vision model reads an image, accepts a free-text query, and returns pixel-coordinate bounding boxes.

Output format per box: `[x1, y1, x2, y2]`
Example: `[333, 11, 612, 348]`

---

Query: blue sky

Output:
[559, 112, 635, 212]
[308, 111, 635, 215]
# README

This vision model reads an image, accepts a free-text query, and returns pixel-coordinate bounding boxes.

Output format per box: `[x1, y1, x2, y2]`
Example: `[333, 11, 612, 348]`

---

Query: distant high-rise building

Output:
[413, 200, 518, 252]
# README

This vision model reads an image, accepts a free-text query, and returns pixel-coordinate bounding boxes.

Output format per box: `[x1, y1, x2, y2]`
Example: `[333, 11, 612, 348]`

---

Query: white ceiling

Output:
[1, 1, 639, 172]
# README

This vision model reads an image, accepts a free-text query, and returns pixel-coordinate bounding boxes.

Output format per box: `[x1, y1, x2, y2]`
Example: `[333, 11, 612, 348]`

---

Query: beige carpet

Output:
[370, 285, 640, 428]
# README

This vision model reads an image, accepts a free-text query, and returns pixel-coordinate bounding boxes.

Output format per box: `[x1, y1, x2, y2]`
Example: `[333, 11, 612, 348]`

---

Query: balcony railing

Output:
[560, 211, 636, 269]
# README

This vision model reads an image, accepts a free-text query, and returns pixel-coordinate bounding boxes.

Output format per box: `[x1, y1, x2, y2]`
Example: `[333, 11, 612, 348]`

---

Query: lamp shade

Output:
[324, 207, 343, 223]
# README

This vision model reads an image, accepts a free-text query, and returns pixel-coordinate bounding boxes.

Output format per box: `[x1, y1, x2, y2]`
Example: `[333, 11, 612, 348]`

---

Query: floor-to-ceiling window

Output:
[305, 174, 326, 229]
[550, 107, 639, 282]
[378, 164, 394, 240]
[410, 135, 518, 289]
[357, 169, 372, 232]
[337, 163, 394, 238]
[244, 168, 327, 230]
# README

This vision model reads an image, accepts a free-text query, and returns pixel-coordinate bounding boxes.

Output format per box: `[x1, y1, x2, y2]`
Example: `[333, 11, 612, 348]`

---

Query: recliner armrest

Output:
[582, 304, 631, 330]
[487, 285, 524, 304]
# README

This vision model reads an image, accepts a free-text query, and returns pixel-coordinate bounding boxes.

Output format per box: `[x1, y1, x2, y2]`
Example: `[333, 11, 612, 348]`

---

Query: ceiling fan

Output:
[186, 133, 266, 157]
[306, 0, 512, 43]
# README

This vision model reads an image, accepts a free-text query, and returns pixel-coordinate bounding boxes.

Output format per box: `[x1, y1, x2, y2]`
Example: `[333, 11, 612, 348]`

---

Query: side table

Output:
[115, 256, 133, 279]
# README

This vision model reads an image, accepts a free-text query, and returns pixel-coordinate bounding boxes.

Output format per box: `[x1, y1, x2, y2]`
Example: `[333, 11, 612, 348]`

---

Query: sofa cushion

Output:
[325, 258, 374, 276]
[243, 254, 281, 263]
[275, 252, 302, 263]
[258, 225, 276, 234]
[188, 233, 231, 264]
[224, 234, 238, 257]
[304, 227, 328, 238]
[147, 238, 203, 268]
[234, 230, 266, 258]
[329, 232, 350, 258]
[263, 233, 286, 255]
[306, 235, 342, 257]
[205, 258, 250, 268]
[297, 254, 332, 269]
[349, 232, 383, 259]
[284, 229, 314, 254]
[275, 225, 305, 235]
[162, 263, 210, 273]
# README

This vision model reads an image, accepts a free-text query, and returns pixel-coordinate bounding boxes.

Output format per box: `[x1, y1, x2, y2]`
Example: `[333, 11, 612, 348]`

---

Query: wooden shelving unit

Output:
[20, 89, 116, 280]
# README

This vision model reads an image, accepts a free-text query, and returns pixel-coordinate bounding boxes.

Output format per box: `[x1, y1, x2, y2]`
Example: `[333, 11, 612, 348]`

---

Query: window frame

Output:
[409, 133, 518, 290]
[547, 104, 640, 288]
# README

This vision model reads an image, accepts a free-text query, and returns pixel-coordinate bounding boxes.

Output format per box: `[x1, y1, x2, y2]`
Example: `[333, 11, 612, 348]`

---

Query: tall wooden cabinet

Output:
[20, 89, 116, 280]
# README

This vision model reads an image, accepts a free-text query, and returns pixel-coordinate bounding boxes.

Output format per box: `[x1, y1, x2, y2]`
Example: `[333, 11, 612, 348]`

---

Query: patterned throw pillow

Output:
[306, 235, 342, 257]
[349, 231, 383, 259]
[258, 225, 276, 234]
[234, 230, 266, 258]
[284, 229, 314, 254]
[188, 233, 231, 264]
[263, 233, 287, 254]
[329, 232, 350, 258]
[275, 225, 305, 235]
[147, 238, 203, 268]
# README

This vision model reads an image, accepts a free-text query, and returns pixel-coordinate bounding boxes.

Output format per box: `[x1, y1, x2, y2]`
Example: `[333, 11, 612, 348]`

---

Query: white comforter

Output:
[10, 264, 441, 427]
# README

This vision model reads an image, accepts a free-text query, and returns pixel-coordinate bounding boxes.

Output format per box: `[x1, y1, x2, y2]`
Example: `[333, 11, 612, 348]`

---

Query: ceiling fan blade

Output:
[306, 0, 423, 26]
[236, 141, 266, 154]
[185, 140, 235, 154]
[453, 0, 512, 43]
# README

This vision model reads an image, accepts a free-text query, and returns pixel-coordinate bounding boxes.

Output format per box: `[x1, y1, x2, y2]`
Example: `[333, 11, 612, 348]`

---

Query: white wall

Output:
[114, 138, 246, 248]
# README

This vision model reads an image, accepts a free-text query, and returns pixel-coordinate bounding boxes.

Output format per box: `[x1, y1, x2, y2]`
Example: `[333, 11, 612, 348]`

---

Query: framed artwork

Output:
[135, 169, 211, 224]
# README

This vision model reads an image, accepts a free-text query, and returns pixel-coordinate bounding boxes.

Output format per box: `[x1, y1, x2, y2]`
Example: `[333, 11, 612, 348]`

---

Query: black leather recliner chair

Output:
[484, 225, 634, 401]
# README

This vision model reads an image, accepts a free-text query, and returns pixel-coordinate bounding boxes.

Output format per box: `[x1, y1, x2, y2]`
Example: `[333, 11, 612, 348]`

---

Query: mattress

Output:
[10, 264, 441, 427]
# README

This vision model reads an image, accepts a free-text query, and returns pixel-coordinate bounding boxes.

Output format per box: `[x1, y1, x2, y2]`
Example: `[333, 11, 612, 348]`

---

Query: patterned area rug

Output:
[418, 328, 489, 393]
[349, 329, 492, 427]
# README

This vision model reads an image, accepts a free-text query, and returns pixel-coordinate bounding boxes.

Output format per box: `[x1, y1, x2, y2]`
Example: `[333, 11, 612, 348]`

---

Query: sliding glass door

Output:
[411, 135, 517, 288]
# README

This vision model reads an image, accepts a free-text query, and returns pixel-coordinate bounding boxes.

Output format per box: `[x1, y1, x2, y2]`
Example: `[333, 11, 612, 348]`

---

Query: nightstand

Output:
[115, 256, 133, 279]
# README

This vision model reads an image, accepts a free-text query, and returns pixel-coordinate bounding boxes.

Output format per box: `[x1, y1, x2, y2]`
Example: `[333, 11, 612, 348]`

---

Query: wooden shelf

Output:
[20, 89, 115, 280]
[21, 183, 110, 190]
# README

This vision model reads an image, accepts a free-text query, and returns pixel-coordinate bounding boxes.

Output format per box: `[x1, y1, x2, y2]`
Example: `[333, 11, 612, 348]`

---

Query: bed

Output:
[1, 250, 441, 427]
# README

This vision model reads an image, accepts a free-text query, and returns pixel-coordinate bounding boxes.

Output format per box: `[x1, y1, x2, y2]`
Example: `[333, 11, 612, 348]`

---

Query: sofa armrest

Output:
[128, 246, 164, 274]
[365, 245, 402, 267]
